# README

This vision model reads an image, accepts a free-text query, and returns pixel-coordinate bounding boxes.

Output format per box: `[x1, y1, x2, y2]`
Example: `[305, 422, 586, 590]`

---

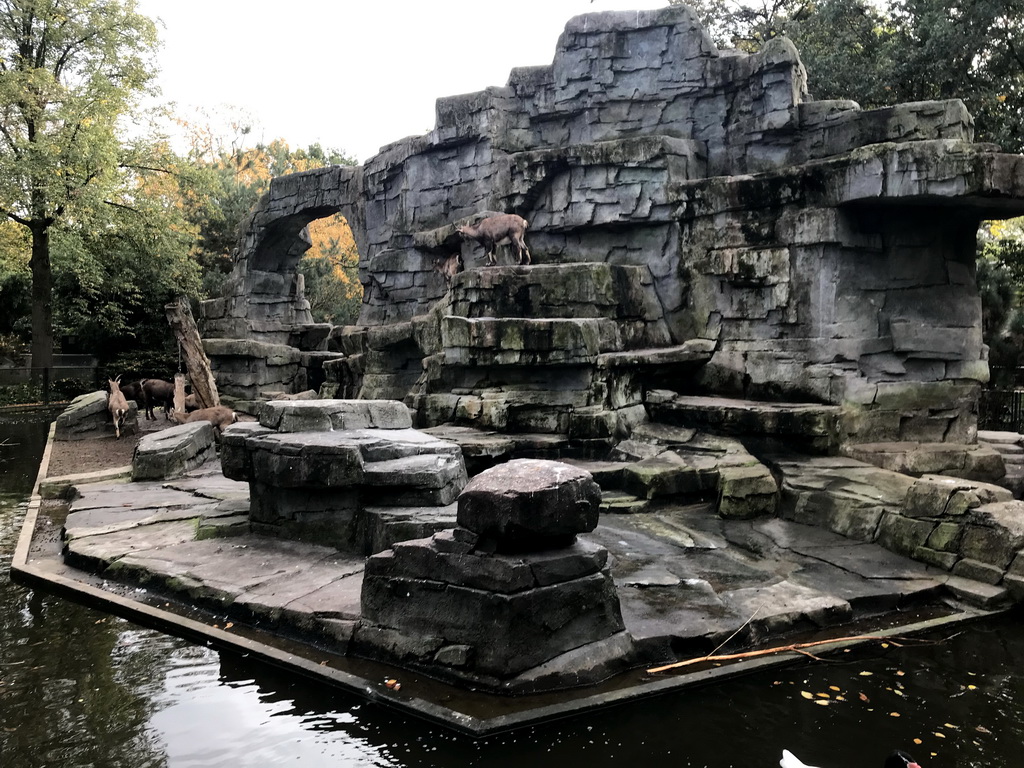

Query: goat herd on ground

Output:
[107, 376, 237, 440]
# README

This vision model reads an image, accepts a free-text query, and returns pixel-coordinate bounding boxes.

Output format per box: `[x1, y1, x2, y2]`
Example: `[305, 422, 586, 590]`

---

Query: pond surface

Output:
[2, 411, 1023, 768]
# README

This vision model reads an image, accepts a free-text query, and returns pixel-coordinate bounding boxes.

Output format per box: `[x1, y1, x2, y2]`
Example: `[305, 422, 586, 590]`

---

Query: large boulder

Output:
[132, 422, 216, 481]
[55, 391, 138, 441]
[457, 458, 601, 551]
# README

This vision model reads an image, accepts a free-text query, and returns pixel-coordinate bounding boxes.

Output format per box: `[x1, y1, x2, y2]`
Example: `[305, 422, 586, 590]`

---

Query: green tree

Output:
[0, 0, 158, 378]
[675, 0, 1024, 153]
[978, 232, 1024, 386]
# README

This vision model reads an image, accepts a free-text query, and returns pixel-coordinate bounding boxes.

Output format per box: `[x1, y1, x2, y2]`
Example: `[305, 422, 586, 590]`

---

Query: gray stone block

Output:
[457, 459, 601, 549]
[132, 422, 216, 481]
[55, 391, 139, 441]
[259, 399, 412, 432]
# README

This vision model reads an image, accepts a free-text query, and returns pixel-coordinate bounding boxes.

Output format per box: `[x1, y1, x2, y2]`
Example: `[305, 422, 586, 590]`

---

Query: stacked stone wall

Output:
[200, 6, 1024, 448]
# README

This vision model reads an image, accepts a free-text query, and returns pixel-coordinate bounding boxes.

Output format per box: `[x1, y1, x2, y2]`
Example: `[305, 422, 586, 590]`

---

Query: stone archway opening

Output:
[298, 212, 364, 327]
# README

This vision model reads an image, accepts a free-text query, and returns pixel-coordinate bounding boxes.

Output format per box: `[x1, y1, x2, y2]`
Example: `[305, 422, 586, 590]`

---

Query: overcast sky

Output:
[135, 0, 671, 163]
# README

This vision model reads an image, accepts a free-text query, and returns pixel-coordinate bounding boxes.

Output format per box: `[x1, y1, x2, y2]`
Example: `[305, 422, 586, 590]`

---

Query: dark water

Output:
[2, 412, 1024, 768]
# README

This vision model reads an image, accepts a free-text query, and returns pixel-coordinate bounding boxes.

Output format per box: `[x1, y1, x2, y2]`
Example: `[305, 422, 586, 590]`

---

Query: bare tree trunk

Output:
[29, 222, 53, 386]
[165, 296, 220, 409]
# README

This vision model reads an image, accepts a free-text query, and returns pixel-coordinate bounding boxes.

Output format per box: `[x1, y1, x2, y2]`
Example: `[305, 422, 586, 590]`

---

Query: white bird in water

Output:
[780, 750, 922, 768]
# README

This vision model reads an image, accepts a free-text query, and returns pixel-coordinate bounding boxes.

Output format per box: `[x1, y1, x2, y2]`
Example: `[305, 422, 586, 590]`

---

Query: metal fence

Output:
[0, 356, 99, 404]
[979, 388, 1024, 433]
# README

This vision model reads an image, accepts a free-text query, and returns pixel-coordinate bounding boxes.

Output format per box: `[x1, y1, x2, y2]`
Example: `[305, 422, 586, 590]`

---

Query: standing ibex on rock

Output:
[455, 213, 531, 266]
[108, 377, 130, 440]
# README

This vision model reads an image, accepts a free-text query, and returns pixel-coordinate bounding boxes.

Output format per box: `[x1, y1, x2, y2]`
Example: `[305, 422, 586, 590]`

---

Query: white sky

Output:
[135, 0, 670, 163]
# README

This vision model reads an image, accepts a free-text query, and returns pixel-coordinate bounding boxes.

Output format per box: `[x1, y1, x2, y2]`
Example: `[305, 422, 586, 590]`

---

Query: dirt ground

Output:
[47, 413, 182, 478]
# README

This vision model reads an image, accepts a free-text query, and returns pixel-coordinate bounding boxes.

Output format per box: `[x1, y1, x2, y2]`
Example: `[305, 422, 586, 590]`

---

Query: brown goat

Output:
[119, 380, 145, 411]
[455, 214, 531, 266]
[432, 252, 463, 288]
[107, 377, 130, 440]
[141, 378, 175, 420]
[171, 405, 237, 433]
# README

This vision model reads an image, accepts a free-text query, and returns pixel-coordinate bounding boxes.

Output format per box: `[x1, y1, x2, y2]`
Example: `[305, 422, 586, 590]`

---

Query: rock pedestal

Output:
[219, 400, 467, 553]
[356, 459, 631, 691]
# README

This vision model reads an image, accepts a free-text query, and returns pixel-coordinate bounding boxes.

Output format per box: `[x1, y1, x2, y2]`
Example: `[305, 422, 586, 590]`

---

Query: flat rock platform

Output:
[13, 427, 997, 735]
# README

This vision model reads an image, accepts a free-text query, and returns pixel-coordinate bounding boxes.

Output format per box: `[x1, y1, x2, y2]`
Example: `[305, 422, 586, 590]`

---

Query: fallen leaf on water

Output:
[816, 693, 830, 699]
[859, 693, 870, 702]
[800, 691, 814, 700]
[890, 712, 901, 718]
[835, 696, 846, 702]
[913, 739, 922, 745]
[859, 671, 873, 677]
[934, 732, 945, 739]
[896, 670, 905, 677]
[224, 622, 234, 629]
[829, 685, 841, 692]
[894, 690, 904, 697]
[976, 726, 992, 735]
[943, 723, 957, 729]
[967, 684, 978, 690]
[814, 700, 829, 706]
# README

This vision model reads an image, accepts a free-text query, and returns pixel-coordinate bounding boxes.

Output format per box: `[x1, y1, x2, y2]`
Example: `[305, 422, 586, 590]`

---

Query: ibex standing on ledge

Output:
[455, 213, 531, 266]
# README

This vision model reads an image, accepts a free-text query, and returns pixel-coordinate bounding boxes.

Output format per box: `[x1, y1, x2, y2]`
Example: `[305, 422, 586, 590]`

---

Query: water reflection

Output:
[2, 412, 1024, 767]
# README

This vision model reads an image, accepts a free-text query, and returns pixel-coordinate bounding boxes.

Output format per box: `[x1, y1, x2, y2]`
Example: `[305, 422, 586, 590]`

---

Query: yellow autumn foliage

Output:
[306, 214, 361, 299]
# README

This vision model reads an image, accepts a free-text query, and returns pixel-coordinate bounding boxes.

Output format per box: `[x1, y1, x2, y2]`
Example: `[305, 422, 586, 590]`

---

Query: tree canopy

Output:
[677, 0, 1024, 153]
[0, 0, 165, 375]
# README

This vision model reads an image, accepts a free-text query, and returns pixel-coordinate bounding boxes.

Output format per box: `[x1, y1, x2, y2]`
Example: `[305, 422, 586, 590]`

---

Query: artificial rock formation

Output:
[219, 400, 467, 553]
[356, 459, 630, 690]
[55, 391, 139, 441]
[131, 422, 216, 481]
[200, 5, 1024, 453]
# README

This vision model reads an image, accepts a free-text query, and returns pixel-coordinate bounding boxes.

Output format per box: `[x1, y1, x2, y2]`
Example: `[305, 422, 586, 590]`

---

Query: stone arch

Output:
[201, 165, 366, 347]
[251, 205, 343, 274]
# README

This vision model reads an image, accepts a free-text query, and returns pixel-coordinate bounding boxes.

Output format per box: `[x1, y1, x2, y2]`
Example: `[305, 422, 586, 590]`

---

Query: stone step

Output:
[441, 316, 615, 364]
[595, 339, 715, 369]
[363, 454, 466, 489]
[447, 263, 667, 326]
[365, 503, 458, 554]
[561, 458, 632, 489]
[978, 430, 1024, 446]
[645, 391, 842, 454]
[846, 441, 1004, 483]
[421, 425, 570, 474]
[599, 490, 650, 514]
